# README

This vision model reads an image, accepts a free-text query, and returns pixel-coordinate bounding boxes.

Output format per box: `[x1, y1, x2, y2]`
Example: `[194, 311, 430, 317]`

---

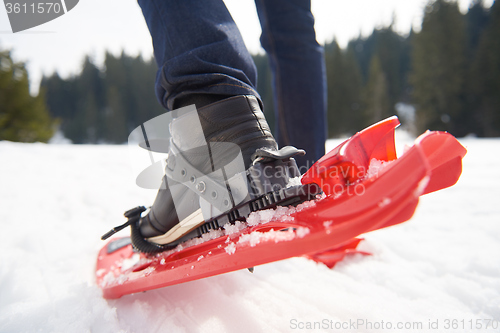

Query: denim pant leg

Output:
[255, 0, 327, 170]
[137, 0, 260, 110]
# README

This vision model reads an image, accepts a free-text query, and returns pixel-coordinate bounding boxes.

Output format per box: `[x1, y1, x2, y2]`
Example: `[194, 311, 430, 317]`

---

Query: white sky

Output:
[0, 0, 493, 94]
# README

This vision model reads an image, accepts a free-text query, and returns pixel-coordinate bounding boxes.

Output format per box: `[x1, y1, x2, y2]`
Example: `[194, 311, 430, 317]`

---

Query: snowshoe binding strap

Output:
[150, 149, 322, 249]
[101, 206, 147, 240]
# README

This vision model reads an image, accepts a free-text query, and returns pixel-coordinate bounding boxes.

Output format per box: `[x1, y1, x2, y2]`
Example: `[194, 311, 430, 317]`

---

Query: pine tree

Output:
[104, 85, 128, 143]
[470, 1, 500, 136]
[78, 57, 106, 143]
[325, 40, 364, 137]
[372, 27, 405, 113]
[41, 72, 77, 121]
[0, 50, 55, 142]
[411, 0, 467, 135]
[325, 40, 344, 137]
[127, 54, 164, 128]
[348, 27, 412, 126]
[461, 0, 490, 136]
[342, 47, 365, 131]
[465, 0, 490, 60]
[41, 52, 163, 143]
[103, 52, 130, 143]
[363, 55, 391, 125]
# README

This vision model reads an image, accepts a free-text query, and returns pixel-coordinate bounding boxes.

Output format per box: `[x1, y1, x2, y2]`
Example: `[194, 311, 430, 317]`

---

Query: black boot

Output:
[130, 95, 316, 253]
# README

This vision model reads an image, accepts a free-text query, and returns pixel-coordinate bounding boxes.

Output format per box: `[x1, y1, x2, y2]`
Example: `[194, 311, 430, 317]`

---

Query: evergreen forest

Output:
[1, 0, 499, 143]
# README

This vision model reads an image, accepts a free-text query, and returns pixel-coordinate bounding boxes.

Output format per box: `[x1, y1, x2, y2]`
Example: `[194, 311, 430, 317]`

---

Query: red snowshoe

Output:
[96, 116, 466, 299]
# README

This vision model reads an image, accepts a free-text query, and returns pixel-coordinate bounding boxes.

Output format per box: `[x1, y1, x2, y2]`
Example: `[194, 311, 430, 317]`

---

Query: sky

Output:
[0, 0, 494, 94]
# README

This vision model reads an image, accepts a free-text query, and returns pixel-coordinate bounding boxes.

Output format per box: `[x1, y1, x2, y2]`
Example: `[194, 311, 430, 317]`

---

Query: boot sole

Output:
[146, 209, 205, 245]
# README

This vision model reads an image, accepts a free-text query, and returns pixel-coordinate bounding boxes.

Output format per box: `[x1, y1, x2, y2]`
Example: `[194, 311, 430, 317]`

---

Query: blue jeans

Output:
[138, 0, 326, 170]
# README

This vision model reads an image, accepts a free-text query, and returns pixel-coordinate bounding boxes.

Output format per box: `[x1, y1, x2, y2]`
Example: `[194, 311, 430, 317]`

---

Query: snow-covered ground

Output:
[1, 133, 499, 333]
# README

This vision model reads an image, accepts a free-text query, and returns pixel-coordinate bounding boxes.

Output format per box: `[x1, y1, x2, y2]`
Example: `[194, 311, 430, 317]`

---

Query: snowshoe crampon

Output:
[96, 116, 466, 299]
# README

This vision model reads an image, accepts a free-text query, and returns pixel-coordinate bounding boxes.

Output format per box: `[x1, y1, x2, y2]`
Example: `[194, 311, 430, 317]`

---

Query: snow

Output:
[365, 158, 394, 180]
[224, 242, 237, 255]
[245, 204, 305, 226]
[1, 135, 500, 333]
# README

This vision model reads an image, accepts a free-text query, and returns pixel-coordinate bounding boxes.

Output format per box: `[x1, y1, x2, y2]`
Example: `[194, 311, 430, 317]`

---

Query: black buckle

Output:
[101, 206, 146, 240]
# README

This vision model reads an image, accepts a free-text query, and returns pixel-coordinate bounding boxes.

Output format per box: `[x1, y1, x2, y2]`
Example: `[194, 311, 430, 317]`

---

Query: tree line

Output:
[1, 0, 499, 143]
[0, 50, 54, 142]
[320, 0, 500, 138]
[41, 53, 165, 143]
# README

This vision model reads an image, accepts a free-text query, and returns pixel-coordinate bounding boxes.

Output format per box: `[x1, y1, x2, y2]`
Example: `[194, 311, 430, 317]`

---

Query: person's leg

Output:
[255, 0, 327, 171]
[133, 0, 304, 250]
[137, 0, 261, 110]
